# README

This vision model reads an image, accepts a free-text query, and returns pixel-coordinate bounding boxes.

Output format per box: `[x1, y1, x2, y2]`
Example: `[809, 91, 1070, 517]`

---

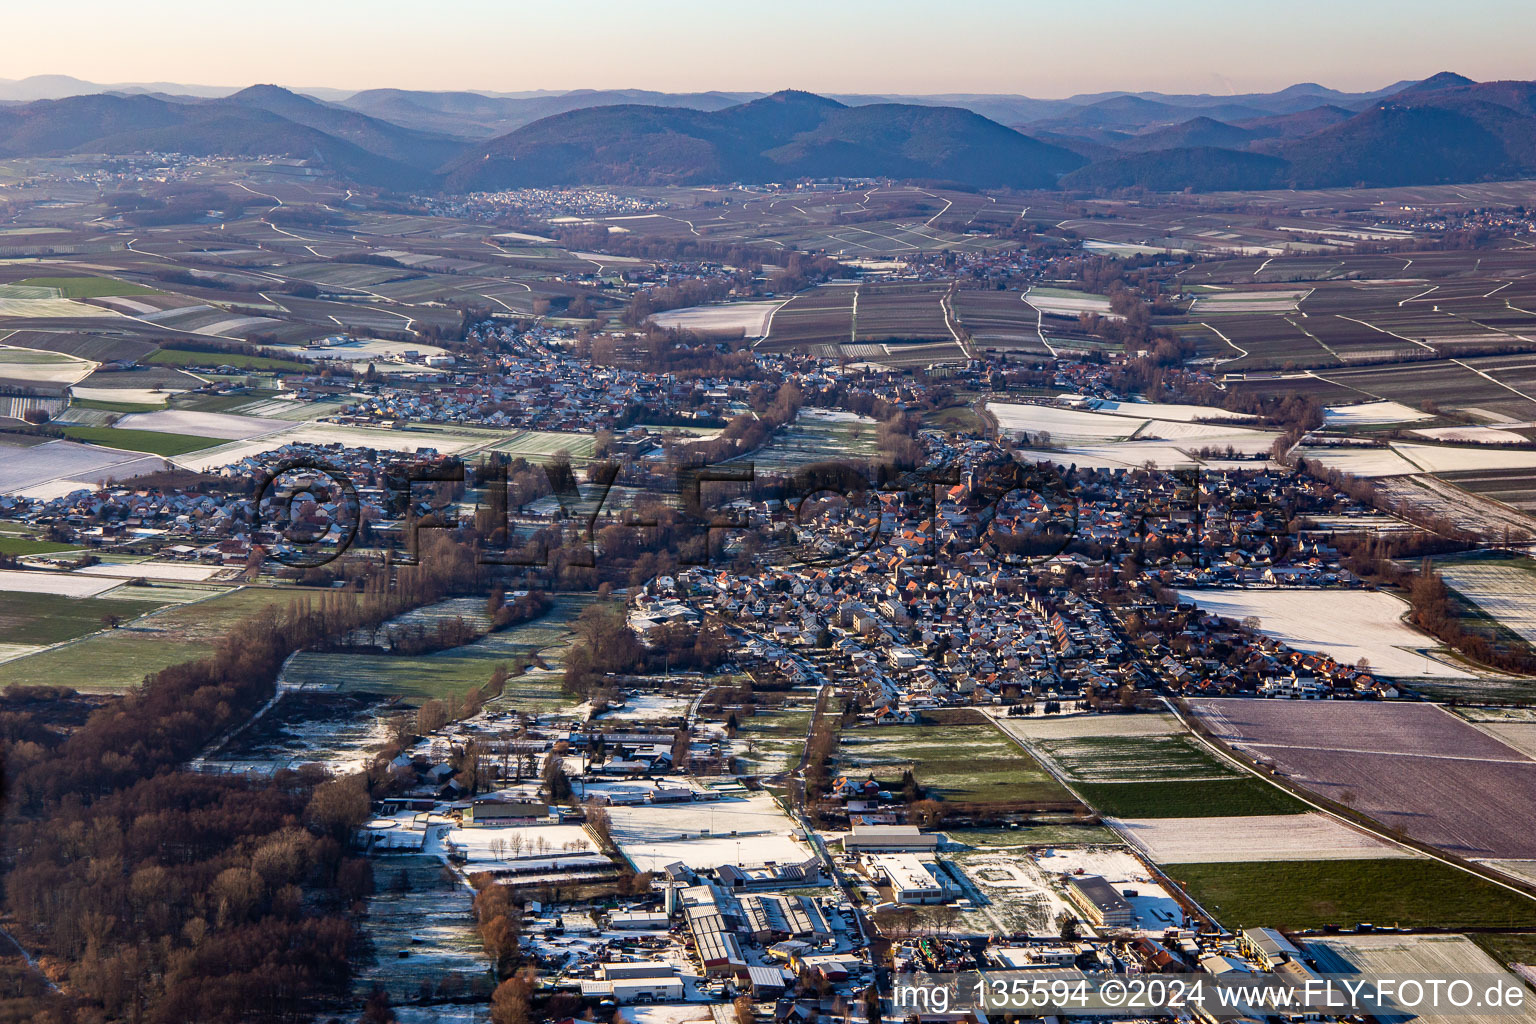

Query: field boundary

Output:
[1168, 697, 1536, 907]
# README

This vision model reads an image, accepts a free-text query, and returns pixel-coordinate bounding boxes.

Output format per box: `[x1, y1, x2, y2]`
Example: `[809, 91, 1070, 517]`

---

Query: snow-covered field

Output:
[1411, 424, 1530, 443]
[0, 568, 122, 597]
[1110, 813, 1409, 863]
[605, 792, 810, 871]
[993, 710, 1181, 740]
[0, 296, 120, 318]
[649, 300, 784, 338]
[113, 409, 289, 440]
[594, 692, 691, 723]
[1323, 401, 1432, 426]
[0, 438, 166, 498]
[1021, 442, 1215, 471]
[1438, 563, 1536, 646]
[70, 386, 183, 404]
[1174, 588, 1474, 679]
[1392, 442, 1536, 474]
[1024, 288, 1115, 317]
[1089, 400, 1254, 423]
[0, 345, 95, 384]
[74, 561, 226, 582]
[988, 403, 1144, 443]
[1190, 289, 1308, 313]
[1293, 445, 1423, 478]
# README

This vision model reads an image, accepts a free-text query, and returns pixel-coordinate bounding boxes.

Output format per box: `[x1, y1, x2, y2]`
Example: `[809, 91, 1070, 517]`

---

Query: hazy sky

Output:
[8, 0, 1534, 97]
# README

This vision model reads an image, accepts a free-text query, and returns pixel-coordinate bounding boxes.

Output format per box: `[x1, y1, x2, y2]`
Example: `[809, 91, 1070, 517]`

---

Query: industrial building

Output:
[842, 824, 939, 854]
[1064, 874, 1132, 928]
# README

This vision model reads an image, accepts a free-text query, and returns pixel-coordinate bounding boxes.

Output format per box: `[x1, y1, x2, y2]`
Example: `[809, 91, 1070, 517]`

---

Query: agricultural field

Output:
[1166, 858, 1536, 931]
[0, 344, 95, 384]
[0, 437, 172, 498]
[0, 588, 172, 649]
[1189, 289, 1309, 314]
[0, 569, 123, 598]
[954, 289, 1050, 352]
[648, 300, 783, 338]
[995, 709, 1302, 817]
[1025, 287, 1115, 317]
[837, 720, 1075, 807]
[853, 283, 951, 343]
[0, 523, 78, 557]
[759, 284, 855, 350]
[735, 407, 882, 472]
[1073, 778, 1308, 818]
[110, 408, 289, 441]
[146, 348, 309, 372]
[1111, 813, 1408, 863]
[486, 430, 597, 461]
[1174, 587, 1472, 679]
[15, 276, 161, 298]
[1189, 699, 1536, 860]
[0, 585, 312, 689]
[60, 425, 229, 457]
[285, 593, 591, 707]
[0, 283, 122, 319]
[1034, 734, 1239, 783]
[1436, 560, 1536, 645]
[733, 704, 814, 775]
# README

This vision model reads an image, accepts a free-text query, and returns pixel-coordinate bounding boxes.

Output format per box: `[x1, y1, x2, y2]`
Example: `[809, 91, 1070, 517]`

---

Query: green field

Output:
[488, 430, 598, 461]
[71, 397, 168, 413]
[285, 593, 592, 706]
[147, 348, 309, 372]
[61, 425, 228, 456]
[1074, 778, 1308, 817]
[733, 410, 883, 472]
[17, 276, 161, 298]
[0, 536, 81, 556]
[1472, 933, 1536, 975]
[736, 705, 814, 774]
[1167, 859, 1536, 931]
[0, 590, 170, 647]
[0, 524, 80, 557]
[838, 722, 1076, 806]
[0, 586, 311, 689]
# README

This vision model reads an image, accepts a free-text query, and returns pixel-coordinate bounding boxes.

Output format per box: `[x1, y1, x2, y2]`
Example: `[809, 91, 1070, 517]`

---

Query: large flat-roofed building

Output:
[843, 824, 939, 854]
[870, 853, 953, 904]
[1065, 874, 1132, 928]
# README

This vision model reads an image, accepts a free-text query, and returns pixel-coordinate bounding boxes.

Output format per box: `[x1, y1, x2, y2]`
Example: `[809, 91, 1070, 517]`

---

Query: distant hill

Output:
[7, 72, 1536, 195]
[0, 88, 461, 188]
[440, 90, 1086, 191]
[218, 85, 464, 170]
[341, 88, 758, 138]
[1114, 116, 1261, 153]
[1059, 74, 1536, 192]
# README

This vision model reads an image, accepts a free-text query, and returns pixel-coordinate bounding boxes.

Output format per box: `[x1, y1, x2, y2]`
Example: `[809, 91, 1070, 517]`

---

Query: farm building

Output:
[1065, 874, 1133, 928]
